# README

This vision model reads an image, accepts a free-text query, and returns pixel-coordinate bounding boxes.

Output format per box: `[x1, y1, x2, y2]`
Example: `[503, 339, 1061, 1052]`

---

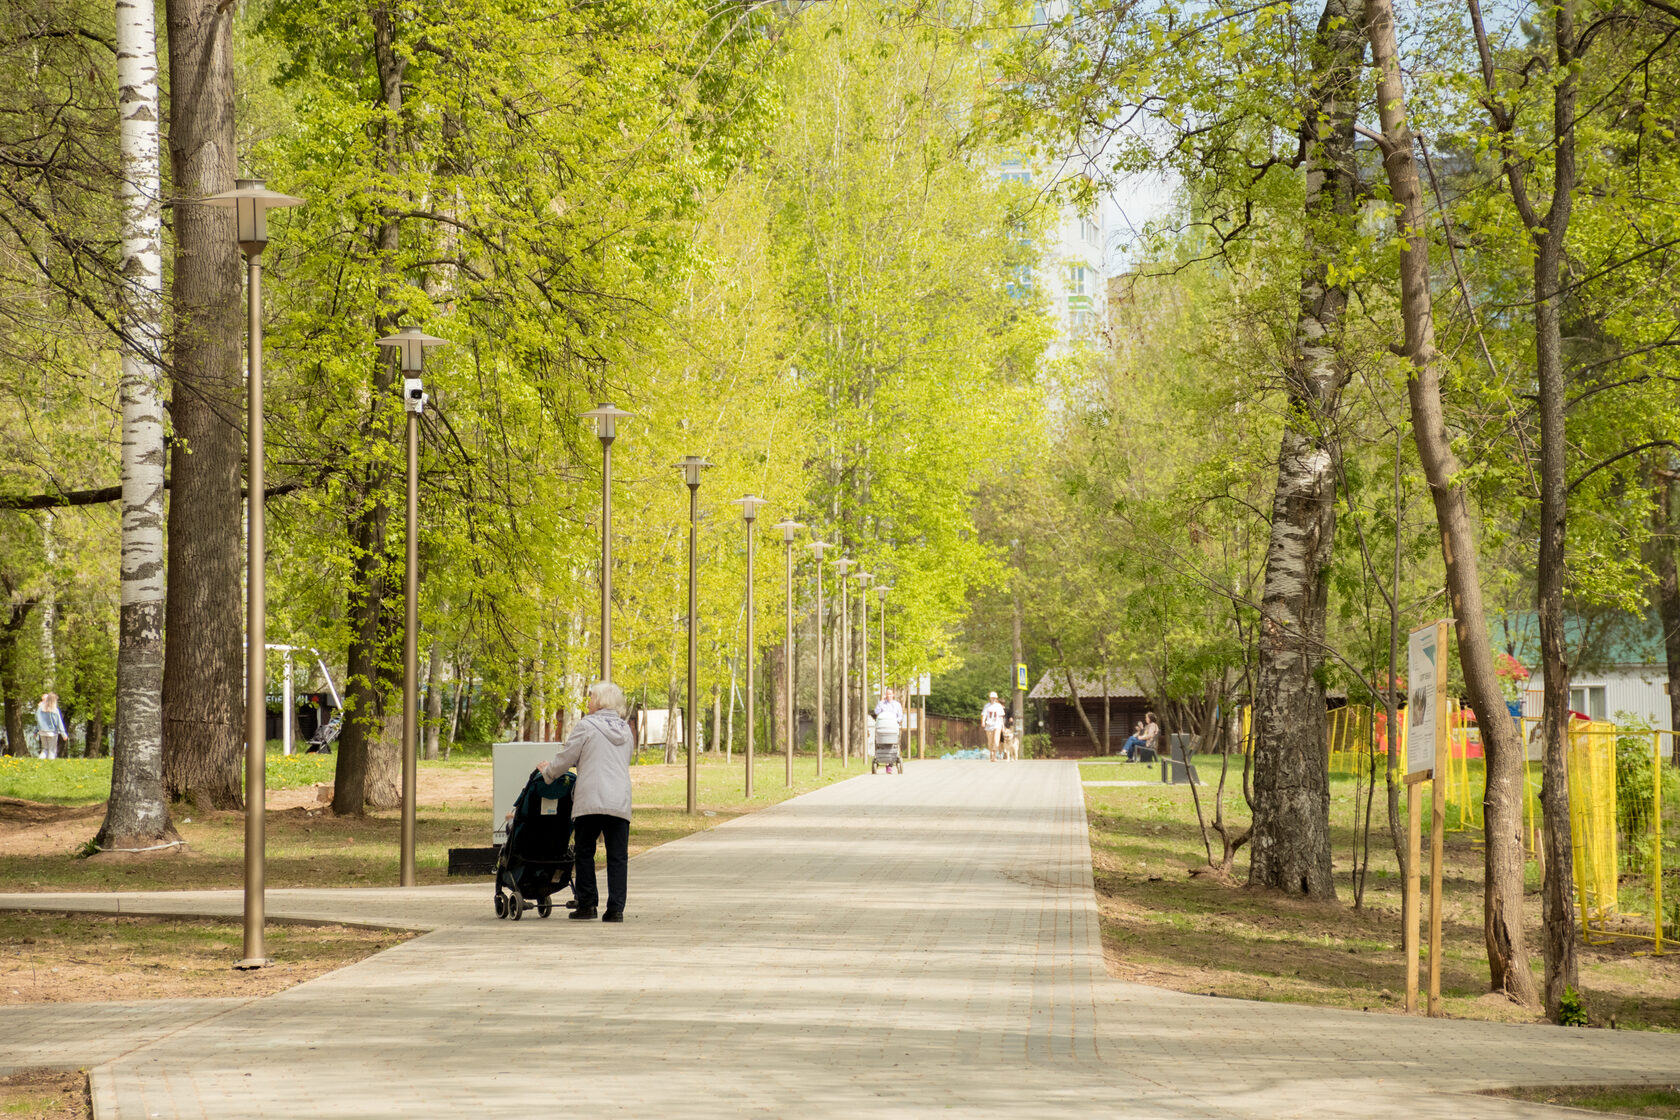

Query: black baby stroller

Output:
[494, 769, 576, 921]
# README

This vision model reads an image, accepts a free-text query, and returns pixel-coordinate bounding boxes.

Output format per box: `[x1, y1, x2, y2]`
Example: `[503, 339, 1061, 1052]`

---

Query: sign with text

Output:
[1406, 621, 1449, 778]
[1016, 663, 1028, 691]
[918, 673, 930, 696]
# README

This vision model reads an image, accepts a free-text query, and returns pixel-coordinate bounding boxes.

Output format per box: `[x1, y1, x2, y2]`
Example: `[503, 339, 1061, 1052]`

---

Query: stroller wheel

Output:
[509, 890, 524, 921]
[538, 896, 553, 919]
[494, 892, 507, 919]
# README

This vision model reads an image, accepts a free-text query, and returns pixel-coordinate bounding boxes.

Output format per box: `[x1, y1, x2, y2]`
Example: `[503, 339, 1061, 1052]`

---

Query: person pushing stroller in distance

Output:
[871, 687, 907, 774]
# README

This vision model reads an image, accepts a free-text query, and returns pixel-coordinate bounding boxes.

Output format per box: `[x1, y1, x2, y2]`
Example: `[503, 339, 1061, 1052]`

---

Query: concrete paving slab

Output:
[2, 760, 1676, 1117]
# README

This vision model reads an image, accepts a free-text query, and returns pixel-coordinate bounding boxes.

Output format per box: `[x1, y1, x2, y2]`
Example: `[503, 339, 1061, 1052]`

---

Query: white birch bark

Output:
[97, 0, 175, 847]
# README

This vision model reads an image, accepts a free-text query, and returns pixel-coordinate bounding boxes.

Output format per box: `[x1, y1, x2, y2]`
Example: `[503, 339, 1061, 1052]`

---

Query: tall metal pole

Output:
[601, 435, 613, 682]
[834, 558, 852, 766]
[878, 587, 887, 702]
[582, 405, 630, 683]
[686, 480, 699, 813]
[785, 537, 794, 785]
[207, 178, 300, 970]
[379, 326, 444, 890]
[809, 541, 828, 777]
[676, 457, 709, 812]
[858, 573, 872, 744]
[745, 524, 755, 798]
[735, 496, 765, 797]
[241, 253, 268, 968]
[401, 406, 418, 886]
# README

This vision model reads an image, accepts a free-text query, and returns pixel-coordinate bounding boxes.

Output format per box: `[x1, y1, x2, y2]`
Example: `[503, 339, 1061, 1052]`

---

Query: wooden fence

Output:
[923, 714, 986, 752]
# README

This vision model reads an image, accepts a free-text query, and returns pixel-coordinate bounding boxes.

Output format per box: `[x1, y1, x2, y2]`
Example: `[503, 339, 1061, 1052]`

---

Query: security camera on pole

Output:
[203, 178, 301, 971]
[376, 326, 447, 889]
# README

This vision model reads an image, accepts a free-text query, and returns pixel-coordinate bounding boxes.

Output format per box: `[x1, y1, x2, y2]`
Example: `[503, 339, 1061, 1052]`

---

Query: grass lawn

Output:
[1080, 754, 1680, 1029]
[0, 749, 861, 894]
[1485, 1084, 1680, 1117]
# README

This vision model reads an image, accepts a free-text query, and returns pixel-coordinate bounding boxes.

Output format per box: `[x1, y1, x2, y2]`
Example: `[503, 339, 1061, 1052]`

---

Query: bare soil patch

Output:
[0, 911, 412, 1004]
[1085, 773, 1680, 1028]
[0, 1069, 89, 1120]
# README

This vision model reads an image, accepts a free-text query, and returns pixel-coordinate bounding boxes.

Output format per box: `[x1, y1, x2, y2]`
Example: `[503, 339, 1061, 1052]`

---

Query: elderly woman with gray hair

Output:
[538, 680, 634, 922]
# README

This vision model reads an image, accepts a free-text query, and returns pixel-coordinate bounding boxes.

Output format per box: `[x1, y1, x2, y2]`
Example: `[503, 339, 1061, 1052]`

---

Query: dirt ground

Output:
[0, 1069, 88, 1120]
[1086, 774, 1680, 1029]
[0, 910, 413, 1004]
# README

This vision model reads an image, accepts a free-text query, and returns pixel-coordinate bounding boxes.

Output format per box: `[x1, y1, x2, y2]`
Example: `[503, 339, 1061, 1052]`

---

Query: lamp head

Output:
[832, 557, 854, 576]
[877, 584, 889, 601]
[808, 540, 831, 561]
[376, 326, 449, 374]
[673, 455, 712, 488]
[733, 494, 767, 522]
[203, 178, 303, 256]
[771, 519, 803, 542]
[857, 571, 874, 587]
[581, 403, 632, 444]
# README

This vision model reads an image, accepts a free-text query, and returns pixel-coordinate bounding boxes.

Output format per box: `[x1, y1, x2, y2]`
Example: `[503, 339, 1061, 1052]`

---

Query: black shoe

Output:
[602, 911, 624, 923]
[569, 907, 598, 920]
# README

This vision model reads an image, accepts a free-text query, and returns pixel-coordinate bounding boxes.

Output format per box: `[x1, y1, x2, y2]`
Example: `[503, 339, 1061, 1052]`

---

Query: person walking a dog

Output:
[981, 691, 1006, 761]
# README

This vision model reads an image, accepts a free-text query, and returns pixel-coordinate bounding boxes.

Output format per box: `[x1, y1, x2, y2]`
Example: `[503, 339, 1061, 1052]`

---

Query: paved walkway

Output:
[4, 760, 1678, 1117]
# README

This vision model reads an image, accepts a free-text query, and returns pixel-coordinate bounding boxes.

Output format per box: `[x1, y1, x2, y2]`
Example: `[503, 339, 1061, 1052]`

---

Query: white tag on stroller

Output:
[540, 797, 559, 816]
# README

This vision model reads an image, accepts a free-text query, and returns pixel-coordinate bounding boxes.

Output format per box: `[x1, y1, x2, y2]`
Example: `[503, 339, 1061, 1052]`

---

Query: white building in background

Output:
[1000, 153, 1108, 351]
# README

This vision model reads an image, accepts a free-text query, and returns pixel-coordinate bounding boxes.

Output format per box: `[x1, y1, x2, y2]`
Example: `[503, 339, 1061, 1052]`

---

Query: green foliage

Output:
[1557, 986, 1589, 1027]
[1021, 733, 1054, 760]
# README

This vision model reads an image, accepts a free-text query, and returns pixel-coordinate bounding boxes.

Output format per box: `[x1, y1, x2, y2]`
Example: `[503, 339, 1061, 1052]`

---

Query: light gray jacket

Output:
[541, 710, 634, 822]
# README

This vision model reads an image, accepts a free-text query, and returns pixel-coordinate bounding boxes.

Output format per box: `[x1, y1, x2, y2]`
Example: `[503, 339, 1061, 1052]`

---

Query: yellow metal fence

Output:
[1312, 704, 1672, 952]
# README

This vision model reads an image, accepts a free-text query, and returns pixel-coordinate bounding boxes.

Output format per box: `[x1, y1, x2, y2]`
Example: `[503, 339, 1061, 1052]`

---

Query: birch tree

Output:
[96, 0, 175, 848]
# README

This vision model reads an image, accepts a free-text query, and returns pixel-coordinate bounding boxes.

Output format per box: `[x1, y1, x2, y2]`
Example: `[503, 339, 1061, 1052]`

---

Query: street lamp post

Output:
[856, 571, 873, 751]
[832, 557, 853, 766]
[378, 327, 447, 888]
[205, 178, 301, 971]
[877, 584, 889, 711]
[772, 520, 803, 787]
[734, 496, 767, 797]
[675, 456, 711, 814]
[807, 541, 830, 776]
[581, 404, 631, 681]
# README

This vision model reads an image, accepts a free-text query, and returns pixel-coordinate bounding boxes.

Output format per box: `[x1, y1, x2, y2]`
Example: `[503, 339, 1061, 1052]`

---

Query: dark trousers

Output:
[572, 814, 629, 914]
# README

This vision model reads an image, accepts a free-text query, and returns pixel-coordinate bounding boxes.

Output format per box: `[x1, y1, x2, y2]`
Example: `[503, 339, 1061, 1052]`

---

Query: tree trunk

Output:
[331, 4, 407, 815]
[1367, 0, 1540, 1006]
[1248, 0, 1365, 901]
[423, 640, 443, 760]
[1051, 639, 1102, 753]
[769, 640, 787, 760]
[98, 0, 176, 847]
[159, 0, 245, 811]
[1654, 472, 1680, 757]
[1102, 668, 1111, 755]
[1012, 540, 1025, 735]
[1528, 0, 1582, 1022]
[711, 680, 721, 755]
[0, 600, 35, 756]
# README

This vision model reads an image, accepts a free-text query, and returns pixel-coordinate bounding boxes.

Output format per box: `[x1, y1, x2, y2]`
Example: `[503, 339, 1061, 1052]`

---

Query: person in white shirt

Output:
[981, 692, 1006, 761]
[873, 688, 906, 758]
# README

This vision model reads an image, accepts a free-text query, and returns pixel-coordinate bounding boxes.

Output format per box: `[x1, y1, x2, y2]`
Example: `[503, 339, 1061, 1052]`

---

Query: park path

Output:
[4, 759, 1678, 1118]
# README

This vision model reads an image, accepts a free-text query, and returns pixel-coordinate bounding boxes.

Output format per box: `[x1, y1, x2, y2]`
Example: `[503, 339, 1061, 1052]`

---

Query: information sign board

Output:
[1016, 663, 1028, 691]
[1406, 622, 1448, 777]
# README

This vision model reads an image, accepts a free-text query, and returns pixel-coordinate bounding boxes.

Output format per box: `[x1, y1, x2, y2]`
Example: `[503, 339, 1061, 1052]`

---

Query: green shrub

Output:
[1557, 986, 1589, 1027]
[1022, 733, 1054, 759]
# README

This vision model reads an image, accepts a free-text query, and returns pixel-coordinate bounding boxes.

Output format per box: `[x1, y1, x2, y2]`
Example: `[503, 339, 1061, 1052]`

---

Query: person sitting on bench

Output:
[1121, 721, 1146, 761]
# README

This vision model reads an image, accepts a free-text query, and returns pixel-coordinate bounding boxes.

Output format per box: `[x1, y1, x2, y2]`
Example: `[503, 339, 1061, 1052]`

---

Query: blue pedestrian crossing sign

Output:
[1016, 663, 1028, 691]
